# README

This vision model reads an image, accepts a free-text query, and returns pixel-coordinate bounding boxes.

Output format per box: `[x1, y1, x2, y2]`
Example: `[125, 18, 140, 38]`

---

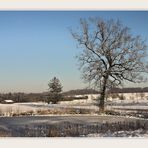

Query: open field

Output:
[1, 98, 148, 115]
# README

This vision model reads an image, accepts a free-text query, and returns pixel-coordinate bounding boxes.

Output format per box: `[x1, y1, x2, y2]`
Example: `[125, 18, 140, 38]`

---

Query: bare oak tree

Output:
[71, 18, 148, 112]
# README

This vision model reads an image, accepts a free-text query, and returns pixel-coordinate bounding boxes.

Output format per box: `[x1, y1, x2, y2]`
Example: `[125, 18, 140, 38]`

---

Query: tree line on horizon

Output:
[1, 86, 148, 103]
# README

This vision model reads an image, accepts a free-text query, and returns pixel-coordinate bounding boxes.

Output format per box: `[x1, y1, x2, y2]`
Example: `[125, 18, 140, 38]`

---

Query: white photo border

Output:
[0, 0, 148, 148]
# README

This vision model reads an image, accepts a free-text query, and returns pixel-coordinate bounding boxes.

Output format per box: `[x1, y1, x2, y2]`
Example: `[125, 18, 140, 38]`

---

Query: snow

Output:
[0, 102, 99, 116]
[59, 99, 97, 105]
[74, 94, 99, 100]
[0, 103, 37, 116]
[87, 129, 148, 137]
[0, 102, 52, 116]
[3, 100, 14, 103]
[108, 92, 148, 101]
[109, 98, 148, 104]
[110, 105, 148, 110]
[59, 94, 99, 105]
[1, 92, 148, 116]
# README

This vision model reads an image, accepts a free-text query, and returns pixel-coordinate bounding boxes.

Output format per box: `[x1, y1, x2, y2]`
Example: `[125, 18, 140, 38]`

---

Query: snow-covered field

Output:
[108, 98, 148, 105]
[1, 92, 148, 116]
[0, 102, 49, 116]
[108, 92, 148, 100]
[0, 102, 99, 116]
[110, 105, 148, 110]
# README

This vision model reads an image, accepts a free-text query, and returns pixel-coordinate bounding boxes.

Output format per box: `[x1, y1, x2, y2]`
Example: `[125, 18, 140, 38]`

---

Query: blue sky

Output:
[0, 11, 148, 93]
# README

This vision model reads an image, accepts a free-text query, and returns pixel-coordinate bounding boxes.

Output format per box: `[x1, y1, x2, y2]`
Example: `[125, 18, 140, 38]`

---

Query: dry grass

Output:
[47, 120, 148, 137]
[12, 110, 35, 116]
[0, 107, 97, 117]
[0, 131, 11, 137]
[36, 108, 97, 115]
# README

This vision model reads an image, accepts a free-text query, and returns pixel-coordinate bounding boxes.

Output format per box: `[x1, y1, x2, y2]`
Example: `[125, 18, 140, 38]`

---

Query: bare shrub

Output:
[109, 93, 120, 100]
[118, 94, 126, 100]
[12, 110, 35, 117]
[0, 109, 3, 116]
[0, 130, 11, 137]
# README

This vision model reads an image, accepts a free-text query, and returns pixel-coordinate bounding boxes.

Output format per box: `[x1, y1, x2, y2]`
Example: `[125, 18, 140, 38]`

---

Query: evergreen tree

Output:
[48, 77, 63, 104]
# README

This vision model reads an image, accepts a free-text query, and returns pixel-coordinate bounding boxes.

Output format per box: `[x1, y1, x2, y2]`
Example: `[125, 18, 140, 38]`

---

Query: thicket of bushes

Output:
[0, 93, 45, 103]
[59, 96, 88, 101]
[0, 92, 88, 104]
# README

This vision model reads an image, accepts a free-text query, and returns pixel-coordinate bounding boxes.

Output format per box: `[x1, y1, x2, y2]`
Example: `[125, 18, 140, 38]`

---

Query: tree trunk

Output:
[99, 76, 108, 113]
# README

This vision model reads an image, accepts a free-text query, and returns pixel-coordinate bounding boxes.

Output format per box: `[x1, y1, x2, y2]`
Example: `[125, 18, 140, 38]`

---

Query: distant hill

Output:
[1, 87, 148, 103]
[62, 89, 99, 96]
[108, 87, 148, 93]
[62, 87, 148, 96]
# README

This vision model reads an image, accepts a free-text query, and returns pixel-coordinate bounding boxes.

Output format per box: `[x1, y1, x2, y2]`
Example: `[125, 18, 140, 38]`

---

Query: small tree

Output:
[71, 18, 148, 112]
[48, 77, 63, 104]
